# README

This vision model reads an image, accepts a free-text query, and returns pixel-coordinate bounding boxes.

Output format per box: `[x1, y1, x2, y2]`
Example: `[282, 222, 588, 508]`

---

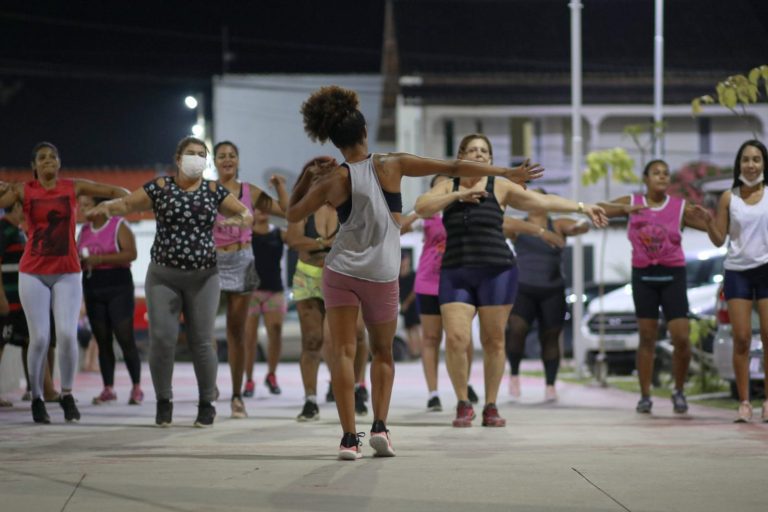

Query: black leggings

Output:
[505, 285, 565, 385]
[84, 283, 141, 387]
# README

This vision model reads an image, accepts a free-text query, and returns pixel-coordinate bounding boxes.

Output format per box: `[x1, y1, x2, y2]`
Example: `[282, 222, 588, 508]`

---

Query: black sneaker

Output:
[636, 396, 653, 414]
[427, 396, 442, 412]
[671, 390, 689, 414]
[467, 385, 479, 404]
[358, 385, 369, 402]
[31, 397, 50, 424]
[354, 386, 368, 416]
[296, 400, 320, 422]
[155, 399, 173, 427]
[194, 401, 216, 428]
[264, 373, 282, 395]
[59, 394, 80, 423]
[326, 382, 335, 403]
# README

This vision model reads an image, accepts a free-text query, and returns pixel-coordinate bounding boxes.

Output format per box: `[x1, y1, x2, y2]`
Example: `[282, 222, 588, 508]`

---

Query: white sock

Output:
[306, 395, 317, 404]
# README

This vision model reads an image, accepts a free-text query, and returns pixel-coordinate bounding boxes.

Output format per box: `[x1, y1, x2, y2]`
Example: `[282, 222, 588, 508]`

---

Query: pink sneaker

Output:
[481, 403, 507, 427]
[92, 388, 117, 405]
[369, 420, 395, 457]
[338, 432, 364, 461]
[129, 387, 144, 405]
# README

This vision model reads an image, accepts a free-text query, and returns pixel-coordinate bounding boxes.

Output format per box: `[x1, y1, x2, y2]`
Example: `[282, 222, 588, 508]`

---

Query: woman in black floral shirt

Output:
[92, 136, 253, 428]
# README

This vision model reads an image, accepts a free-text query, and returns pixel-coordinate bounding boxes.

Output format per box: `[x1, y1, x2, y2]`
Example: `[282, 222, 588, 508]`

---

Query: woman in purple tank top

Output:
[601, 159, 710, 416]
[212, 141, 289, 420]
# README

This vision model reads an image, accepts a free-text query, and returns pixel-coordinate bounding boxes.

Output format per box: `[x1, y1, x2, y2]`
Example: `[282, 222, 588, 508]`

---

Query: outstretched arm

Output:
[380, 153, 543, 186]
[89, 187, 153, 218]
[503, 181, 609, 228]
[75, 179, 129, 199]
[688, 193, 729, 247]
[414, 179, 488, 217]
[502, 217, 565, 248]
[0, 182, 23, 209]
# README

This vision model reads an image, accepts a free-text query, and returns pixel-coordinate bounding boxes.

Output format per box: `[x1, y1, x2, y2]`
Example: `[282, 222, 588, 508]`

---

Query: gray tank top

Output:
[326, 155, 401, 282]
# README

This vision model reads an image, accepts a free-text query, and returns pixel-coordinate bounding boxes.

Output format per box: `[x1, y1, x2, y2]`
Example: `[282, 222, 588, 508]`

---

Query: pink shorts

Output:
[249, 290, 287, 315]
[322, 268, 399, 325]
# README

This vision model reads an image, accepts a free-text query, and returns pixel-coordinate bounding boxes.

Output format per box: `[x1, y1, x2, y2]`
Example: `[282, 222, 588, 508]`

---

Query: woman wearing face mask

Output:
[289, 86, 546, 459]
[0, 142, 128, 424]
[90, 136, 253, 428]
[693, 140, 768, 422]
[212, 141, 288, 419]
[415, 134, 607, 428]
[600, 159, 711, 416]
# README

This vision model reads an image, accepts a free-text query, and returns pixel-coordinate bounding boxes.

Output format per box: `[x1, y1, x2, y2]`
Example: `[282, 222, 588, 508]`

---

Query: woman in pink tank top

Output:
[601, 159, 710, 416]
[212, 141, 289, 420]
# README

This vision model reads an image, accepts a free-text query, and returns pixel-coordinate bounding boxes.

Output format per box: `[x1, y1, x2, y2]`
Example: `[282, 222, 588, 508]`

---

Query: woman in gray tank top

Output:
[288, 85, 544, 460]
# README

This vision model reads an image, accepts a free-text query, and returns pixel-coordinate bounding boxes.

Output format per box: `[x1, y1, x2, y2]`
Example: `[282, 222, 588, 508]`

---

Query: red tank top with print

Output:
[20, 179, 81, 274]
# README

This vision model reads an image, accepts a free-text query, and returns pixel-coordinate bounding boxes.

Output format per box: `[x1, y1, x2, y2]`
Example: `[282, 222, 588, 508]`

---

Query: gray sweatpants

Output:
[145, 263, 220, 402]
[18, 272, 83, 399]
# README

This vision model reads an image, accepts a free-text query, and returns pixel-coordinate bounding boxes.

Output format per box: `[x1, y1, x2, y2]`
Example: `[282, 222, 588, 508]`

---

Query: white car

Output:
[581, 248, 726, 375]
[712, 285, 765, 398]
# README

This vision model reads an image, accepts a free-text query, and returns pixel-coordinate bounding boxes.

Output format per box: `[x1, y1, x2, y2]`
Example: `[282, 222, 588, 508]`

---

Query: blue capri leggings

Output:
[438, 265, 519, 307]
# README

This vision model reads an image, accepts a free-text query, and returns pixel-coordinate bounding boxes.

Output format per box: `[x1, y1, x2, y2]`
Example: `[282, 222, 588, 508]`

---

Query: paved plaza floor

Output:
[0, 361, 765, 512]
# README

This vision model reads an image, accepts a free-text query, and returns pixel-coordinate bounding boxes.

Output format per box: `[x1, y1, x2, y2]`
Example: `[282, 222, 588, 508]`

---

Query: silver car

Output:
[712, 284, 766, 398]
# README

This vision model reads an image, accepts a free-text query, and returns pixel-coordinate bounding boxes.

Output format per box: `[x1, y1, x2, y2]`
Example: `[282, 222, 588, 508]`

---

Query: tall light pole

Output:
[569, 0, 586, 376]
[653, 0, 664, 159]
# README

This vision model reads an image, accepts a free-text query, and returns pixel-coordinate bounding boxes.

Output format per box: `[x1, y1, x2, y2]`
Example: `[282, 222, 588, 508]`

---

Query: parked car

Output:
[712, 284, 766, 399]
[580, 248, 726, 375]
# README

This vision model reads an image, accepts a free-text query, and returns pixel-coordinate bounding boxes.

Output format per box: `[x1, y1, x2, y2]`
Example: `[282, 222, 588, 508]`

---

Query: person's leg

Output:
[85, 292, 116, 390]
[145, 265, 183, 403]
[225, 292, 251, 399]
[506, 314, 529, 398]
[666, 318, 691, 392]
[366, 319, 398, 423]
[107, 285, 142, 397]
[297, 299, 325, 398]
[327, 305, 361, 435]
[19, 273, 52, 400]
[636, 318, 660, 397]
[728, 299, 755, 403]
[441, 303, 476, 402]
[477, 305, 514, 406]
[420, 313, 443, 393]
[758, 299, 768, 421]
[537, 288, 566, 400]
[50, 273, 83, 422]
[243, 293, 262, 391]
[264, 300, 285, 377]
[181, 268, 221, 406]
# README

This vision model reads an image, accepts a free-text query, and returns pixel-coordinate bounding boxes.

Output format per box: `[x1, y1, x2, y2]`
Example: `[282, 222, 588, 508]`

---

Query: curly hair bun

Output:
[301, 86, 360, 144]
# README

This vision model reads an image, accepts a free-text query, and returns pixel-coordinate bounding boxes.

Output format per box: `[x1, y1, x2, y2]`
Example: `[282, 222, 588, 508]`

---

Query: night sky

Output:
[0, 1, 385, 167]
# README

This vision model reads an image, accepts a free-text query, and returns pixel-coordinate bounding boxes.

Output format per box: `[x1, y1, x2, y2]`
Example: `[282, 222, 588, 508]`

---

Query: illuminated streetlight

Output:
[191, 124, 204, 137]
[185, 95, 198, 109]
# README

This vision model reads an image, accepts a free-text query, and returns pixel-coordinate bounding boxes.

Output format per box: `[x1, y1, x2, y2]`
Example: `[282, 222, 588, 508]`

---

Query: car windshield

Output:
[685, 254, 724, 288]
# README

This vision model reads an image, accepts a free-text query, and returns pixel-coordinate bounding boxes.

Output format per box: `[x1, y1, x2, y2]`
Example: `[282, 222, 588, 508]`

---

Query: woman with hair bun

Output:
[288, 85, 544, 460]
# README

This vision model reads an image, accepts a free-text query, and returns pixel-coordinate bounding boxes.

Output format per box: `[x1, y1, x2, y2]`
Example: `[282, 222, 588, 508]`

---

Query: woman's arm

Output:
[682, 203, 712, 232]
[286, 169, 348, 223]
[82, 221, 137, 267]
[595, 196, 637, 218]
[502, 181, 609, 227]
[689, 193, 729, 246]
[554, 218, 590, 237]
[414, 179, 488, 217]
[380, 153, 543, 185]
[219, 194, 254, 228]
[75, 179, 129, 199]
[400, 212, 420, 235]
[269, 175, 289, 216]
[90, 187, 153, 218]
[502, 217, 565, 248]
[285, 218, 329, 252]
[0, 182, 23, 209]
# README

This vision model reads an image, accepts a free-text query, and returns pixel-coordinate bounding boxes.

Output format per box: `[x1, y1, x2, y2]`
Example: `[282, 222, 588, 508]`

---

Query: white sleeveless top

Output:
[725, 187, 768, 271]
[325, 155, 401, 282]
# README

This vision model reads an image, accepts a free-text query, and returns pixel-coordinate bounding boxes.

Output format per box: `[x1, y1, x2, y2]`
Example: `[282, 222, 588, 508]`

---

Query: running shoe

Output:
[735, 401, 753, 423]
[338, 432, 365, 461]
[92, 388, 117, 405]
[636, 396, 653, 414]
[296, 400, 320, 422]
[354, 386, 368, 416]
[326, 382, 335, 403]
[155, 399, 173, 427]
[544, 385, 558, 403]
[231, 396, 247, 419]
[508, 376, 521, 401]
[481, 403, 506, 427]
[369, 420, 395, 457]
[358, 384, 369, 402]
[194, 401, 216, 427]
[467, 385, 479, 404]
[427, 396, 442, 412]
[264, 373, 282, 395]
[31, 397, 50, 424]
[452, 400, 475, 428]
[243, 380, 255, 398]
[128, 387, 144, 405]
[670, 390, 688, 414]
[59, 394, 80, 423]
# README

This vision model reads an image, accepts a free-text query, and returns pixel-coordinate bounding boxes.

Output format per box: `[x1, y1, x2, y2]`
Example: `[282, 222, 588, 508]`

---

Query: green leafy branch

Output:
[582, 147, 639, 186]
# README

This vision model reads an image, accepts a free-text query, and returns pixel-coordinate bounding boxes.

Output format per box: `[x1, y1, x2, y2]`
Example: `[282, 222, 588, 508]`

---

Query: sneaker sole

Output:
[369, 435, 395, 457]
[194, 422, 214, 428]
[296, 415, 319, 422]
[231, 413, 247, 419]
[155, 422, 172, 428]
[338, 449, 361, 461]
[427, 406, 442, 412]
[481, 420, 506, 427]
[452, 420, 473, 427]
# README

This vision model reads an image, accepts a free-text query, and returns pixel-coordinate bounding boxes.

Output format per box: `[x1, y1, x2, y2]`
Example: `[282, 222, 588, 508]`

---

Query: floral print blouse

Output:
[144, 177, 229, 270]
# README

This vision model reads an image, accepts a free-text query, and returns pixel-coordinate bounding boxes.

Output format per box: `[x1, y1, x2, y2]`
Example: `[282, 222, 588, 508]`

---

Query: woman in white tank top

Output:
[695, 139, 768, 422]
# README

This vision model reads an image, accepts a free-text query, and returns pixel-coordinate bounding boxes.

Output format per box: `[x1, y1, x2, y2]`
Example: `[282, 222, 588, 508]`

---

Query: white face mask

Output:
[180, 154, 207, 179]
[739, 172, 764, 187]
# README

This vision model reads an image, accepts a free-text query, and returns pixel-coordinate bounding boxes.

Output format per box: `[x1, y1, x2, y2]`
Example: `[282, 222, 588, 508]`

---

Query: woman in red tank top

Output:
[0, 142, 128, 424]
